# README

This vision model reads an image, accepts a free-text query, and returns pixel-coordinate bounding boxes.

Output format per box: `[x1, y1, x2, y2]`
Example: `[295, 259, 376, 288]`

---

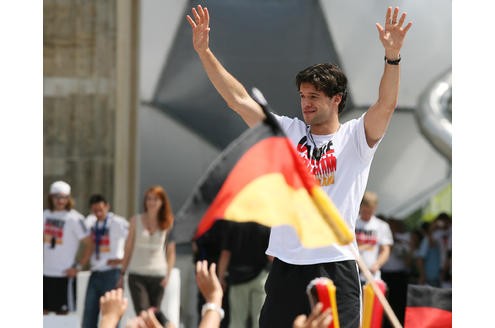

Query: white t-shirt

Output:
[86, 213, 129, 272]
[43, 209, 89, 277]
[266, 113, 380, 264]
[355, 215, 393, 280]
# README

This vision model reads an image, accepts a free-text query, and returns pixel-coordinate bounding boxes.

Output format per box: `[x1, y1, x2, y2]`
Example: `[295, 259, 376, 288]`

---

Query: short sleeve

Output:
[69, 211, 90, 240]
[354, 113, 381, 163]
[379, 221, 394, 246]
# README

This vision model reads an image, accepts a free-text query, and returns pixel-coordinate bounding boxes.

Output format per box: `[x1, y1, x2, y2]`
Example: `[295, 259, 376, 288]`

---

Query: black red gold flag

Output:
[176, 88, 353, 248]
[404, 284, 452, 328]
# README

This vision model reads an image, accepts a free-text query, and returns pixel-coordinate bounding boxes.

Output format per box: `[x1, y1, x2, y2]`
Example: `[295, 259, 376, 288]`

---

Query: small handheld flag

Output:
[306, 277, 340, 328]
[362, 280, 388, 328]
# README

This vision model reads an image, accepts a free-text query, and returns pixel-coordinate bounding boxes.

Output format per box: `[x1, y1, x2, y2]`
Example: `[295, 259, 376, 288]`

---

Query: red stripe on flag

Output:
[315, 282, 331, 311]
[404, 307, 452, 328]
[194, 136, 318, 238]
[370, 280, 386, 328]
[315, 282, 334, 328]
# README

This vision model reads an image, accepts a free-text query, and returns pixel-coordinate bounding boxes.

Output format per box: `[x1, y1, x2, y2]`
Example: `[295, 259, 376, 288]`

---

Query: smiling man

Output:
[186, 5, 412, 328]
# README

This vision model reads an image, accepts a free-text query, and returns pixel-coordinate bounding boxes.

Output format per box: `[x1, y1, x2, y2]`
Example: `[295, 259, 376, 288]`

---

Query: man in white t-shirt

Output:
[81, 194, 129, 328]
[43, 181, 92, 315]
[186, 5, 412, 328]
[355, 191, 393, 284]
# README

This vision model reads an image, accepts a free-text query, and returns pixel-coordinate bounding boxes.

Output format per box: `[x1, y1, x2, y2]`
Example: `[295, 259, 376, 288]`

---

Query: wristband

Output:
[72, 263, 82, 271]
[384, 55, 401, 65]
[201, 302, 225, 320]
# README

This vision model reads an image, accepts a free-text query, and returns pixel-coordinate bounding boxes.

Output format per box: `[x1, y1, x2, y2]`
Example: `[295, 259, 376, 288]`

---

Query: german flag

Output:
[404, 285, 452, 328]
[177, 88, 353, 248]
[362, 280, 387, 328]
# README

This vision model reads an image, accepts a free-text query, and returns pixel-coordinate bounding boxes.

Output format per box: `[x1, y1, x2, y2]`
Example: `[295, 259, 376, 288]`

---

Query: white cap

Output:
[50, 181, 71, 195]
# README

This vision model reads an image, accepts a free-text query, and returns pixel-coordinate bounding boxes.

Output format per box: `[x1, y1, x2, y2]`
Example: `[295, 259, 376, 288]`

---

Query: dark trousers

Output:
[128, 273, 165, 315]
[259, 258, 361, 328]
[43, 275, 77, 313]
[82, 268, 121, 328]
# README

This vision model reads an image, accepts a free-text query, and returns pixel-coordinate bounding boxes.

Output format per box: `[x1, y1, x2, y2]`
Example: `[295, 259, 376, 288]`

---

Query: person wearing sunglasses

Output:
[43, 180, 92, 315]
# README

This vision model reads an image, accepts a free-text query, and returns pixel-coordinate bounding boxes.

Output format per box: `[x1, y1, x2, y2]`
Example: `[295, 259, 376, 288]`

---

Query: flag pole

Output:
[350, 247, 402, 328]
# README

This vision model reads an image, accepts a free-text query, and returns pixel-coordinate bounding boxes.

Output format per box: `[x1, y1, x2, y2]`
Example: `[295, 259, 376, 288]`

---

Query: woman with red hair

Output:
[119, 185, 176, 316]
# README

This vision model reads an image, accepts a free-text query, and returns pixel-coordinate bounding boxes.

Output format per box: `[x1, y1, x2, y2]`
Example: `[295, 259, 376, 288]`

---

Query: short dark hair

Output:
[88, 194, 107, 207]
[296, 63, 348, 114]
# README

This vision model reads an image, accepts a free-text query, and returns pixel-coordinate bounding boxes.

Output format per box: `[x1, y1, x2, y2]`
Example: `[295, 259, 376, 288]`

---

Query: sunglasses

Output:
[52, 194, 69, 199]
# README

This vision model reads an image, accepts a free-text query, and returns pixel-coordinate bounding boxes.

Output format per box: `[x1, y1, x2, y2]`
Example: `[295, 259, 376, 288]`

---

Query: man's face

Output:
[299, 82, 337, 126]
[52, 194, 69, 211]
[359, 204, 375, 221]
[91, 201, 109, 220]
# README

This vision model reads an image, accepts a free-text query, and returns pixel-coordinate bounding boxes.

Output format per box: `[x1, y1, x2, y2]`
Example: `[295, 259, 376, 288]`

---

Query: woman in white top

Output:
[119, 185, 176, 315]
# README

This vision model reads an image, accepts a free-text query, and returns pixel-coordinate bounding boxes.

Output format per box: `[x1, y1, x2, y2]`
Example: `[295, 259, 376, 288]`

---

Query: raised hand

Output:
[292, 303, 333, 328]
[186, 5, 211, 54]
[195, 260, 223, 305]
[125, 308, 168, 328]
[99, 288, 128, 328]
[376, 7, 412, 55]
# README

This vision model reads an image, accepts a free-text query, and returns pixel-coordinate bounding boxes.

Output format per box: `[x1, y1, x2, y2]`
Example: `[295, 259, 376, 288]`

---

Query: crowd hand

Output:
[64, 267, 78, 278]
[99, 288, 128, 328]
[195, 260, 223, 305]
[293, 303, 333, 328]
[125, 308, 173, 328]
[370, 263, 380, 274]
[160, 276, 169, 288]
[186, 5, 210, 54]
[376, 6, 412, 53]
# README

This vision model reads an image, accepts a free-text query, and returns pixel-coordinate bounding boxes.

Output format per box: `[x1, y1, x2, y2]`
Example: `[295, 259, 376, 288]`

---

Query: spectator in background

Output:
[217, 222, 272, 328]
[407, 228, 425, 285]
[82, 194, 129, 328]
[416, 214, 447, 288]
[381, 218, 411, 327]
[433, 212, 452, 288]
[355, 191, 393, 284]
[120, 185, 176, 315]
[43, 180, 92, 315]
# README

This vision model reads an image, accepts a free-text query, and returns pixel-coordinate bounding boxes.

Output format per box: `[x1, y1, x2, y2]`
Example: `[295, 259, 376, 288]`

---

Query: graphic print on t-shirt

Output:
[355, 228, 378, 250]
[44, 218, 65, 247]
[296, 136, 336, 186]
[91, 226, 110, 254]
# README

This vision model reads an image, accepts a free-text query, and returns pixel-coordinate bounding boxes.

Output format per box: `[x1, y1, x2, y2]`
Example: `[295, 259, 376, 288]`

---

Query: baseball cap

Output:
[50, 181, 71, 195]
